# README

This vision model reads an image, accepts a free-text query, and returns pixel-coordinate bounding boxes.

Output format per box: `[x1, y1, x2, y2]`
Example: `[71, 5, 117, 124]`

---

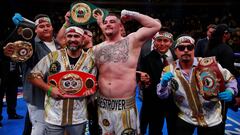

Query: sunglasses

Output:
[177, 45, 194, 51]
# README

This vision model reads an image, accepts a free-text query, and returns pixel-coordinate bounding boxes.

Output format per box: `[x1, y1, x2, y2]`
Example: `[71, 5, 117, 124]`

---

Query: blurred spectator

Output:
[204, 23, 240, 134]
[195, 24, 216, 57]
[229, 27, 240, 53]
[0, 48, 24, 128]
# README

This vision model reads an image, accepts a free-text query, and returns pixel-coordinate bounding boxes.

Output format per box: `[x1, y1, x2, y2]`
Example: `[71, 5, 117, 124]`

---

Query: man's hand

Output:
[136, 71, 151, 88]
[121, 9, 139, 23]
[50, 86, 65, 99]
[12, 13, 23, 26]
[3, 43, 15, 57]
[64, 11, 71, 26]
[93, 11, 104, 30]
[93, 11, 103, 23]
[160, 72, 174, 87]
[218, 89, 233, 102]
[157, 83, 170, 99]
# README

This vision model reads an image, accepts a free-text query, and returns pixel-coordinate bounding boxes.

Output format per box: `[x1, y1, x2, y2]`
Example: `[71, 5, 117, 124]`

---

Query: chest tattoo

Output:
[96, 38, 129, 64]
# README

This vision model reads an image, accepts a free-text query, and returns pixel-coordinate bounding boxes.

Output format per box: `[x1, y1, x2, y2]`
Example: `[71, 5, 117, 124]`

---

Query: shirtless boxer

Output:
[93, 10, 161, 134]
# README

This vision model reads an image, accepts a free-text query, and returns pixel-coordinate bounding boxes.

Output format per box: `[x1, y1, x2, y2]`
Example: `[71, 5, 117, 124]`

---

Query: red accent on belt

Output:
[48, 70, 97, 98]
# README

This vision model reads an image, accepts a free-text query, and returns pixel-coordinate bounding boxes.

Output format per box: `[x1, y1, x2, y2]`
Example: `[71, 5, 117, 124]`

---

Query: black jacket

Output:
[195, 37, 209, 57]
[141, 49, 177, 109]
[205, 43, 240, 78]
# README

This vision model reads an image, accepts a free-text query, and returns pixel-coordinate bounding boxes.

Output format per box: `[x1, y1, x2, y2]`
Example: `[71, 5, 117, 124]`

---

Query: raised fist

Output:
[12, 13, 23, 26]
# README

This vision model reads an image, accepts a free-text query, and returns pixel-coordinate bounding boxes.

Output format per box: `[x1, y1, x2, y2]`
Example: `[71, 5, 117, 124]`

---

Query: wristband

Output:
[47, 86, 53, 97]
[121, 9, 139, 18]
[63, 22, 69, 29]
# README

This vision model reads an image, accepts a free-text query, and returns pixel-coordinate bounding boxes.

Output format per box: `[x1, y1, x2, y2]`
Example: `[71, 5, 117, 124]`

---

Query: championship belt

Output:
[48, 70, 97, 98]
[4, 40, 33, 62]
[195, 57, 225, 101]
[69, 1, 108, 25]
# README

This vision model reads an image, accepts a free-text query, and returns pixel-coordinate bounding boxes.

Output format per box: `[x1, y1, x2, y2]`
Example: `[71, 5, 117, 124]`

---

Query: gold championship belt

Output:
[48, 70, 97, 98]
[195, 57, 225, 101]
[4, 40, 33, 62]
[70, 1, 108, 25]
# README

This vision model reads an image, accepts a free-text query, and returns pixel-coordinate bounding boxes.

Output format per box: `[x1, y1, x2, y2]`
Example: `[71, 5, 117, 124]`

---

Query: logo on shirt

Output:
[170, 79, 179, 91]
[121, 128, 136, 135]
[102, 119, 110, 127]
[49, 61, 61, 74]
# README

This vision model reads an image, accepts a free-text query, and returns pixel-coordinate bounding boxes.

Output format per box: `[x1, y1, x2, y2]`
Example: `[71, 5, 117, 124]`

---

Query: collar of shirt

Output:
[159, 49, 171, 57]
[165, 50, 171, 58]
[175, 57, 198, 81]
[159, 50, 173, 63]
[176, 57, 198, 69]
[151, 39, 154, 51]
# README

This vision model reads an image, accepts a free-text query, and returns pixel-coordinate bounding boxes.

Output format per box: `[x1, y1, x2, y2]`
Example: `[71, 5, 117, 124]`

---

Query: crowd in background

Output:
[1, 3, 240, 53]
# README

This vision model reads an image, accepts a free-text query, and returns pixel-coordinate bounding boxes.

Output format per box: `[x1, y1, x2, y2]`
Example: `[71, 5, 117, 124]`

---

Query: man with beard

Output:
[94, 10, 161, 134]
[156, 35, 238, 135]
[56, 11, 93, 52]
[28, 26, 97, 135]
[56, 11, 99, 135]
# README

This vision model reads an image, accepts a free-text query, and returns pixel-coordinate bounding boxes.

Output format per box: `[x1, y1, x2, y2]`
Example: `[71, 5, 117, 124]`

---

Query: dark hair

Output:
[207, 24, 217, 30]
[104, 12, 121, 21]
[207, 24, 229, 49]
[160, 26, 171, 33]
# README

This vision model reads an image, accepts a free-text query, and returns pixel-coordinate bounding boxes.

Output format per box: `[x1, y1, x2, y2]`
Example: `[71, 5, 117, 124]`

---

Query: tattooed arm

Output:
[121, 10, 161, 48]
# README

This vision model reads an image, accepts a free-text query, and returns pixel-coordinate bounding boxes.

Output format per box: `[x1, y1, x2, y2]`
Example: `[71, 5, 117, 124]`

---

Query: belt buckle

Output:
[48, 70, 97, 98]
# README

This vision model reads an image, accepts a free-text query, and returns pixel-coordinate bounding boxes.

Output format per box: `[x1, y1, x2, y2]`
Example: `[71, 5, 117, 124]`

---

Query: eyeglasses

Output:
[177, 45, 194, 51]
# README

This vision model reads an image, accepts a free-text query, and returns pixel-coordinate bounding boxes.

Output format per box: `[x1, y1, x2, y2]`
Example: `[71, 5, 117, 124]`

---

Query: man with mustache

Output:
[56, 11, 98, 135]
[156, 35, 238, 135]
[28, 26, 97, 135]
[94, 10, 161, 134]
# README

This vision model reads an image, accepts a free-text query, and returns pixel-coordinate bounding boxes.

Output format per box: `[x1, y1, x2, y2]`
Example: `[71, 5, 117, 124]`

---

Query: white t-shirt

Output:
[44, 40, 56, 52]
